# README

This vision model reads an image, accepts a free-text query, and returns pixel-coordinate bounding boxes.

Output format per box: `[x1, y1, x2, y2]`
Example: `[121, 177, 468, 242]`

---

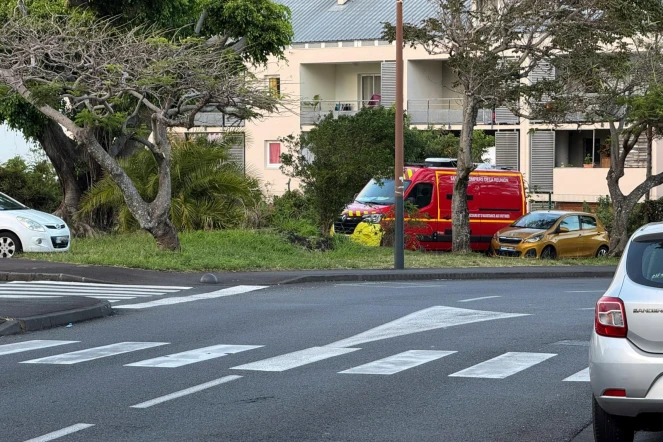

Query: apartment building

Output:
[183, 0, 663, 206]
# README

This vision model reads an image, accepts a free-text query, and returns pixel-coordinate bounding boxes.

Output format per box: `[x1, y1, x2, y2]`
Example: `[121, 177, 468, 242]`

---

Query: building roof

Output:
[277, 0, 437, 43]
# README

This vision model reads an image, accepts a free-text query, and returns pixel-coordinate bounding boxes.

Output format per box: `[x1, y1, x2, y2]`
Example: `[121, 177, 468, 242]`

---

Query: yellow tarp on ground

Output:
[349, 222, 383, 247]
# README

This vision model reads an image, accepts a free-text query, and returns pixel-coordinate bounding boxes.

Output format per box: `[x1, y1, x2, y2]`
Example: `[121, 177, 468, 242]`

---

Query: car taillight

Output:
[595, 297, 628, 338]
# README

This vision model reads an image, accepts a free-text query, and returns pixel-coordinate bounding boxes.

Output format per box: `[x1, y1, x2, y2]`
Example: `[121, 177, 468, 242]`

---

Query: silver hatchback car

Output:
[590, 222, 663, 441]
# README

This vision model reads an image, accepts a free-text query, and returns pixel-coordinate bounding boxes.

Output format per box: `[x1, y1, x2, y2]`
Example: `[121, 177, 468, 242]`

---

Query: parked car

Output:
[0, 192, 70, 258]
[490, 210, 609, 259]
[333, 162, 526, 251]
[590, 222, 663, 441]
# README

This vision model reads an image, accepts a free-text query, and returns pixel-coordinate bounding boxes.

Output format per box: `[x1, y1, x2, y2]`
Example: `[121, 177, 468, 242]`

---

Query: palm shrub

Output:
[79, 136, 262, 232]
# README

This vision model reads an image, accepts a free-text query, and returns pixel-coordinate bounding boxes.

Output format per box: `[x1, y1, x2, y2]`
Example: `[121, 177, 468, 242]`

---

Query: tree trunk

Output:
[35, 120, 96, 236]
[452, 97, 479, 253]
[644, 125, 653, 224]
[149, 216, 180, 252]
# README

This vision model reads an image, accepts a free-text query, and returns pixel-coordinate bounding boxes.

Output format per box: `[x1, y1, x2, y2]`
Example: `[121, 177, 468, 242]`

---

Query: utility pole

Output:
[394, 0, 405, 270]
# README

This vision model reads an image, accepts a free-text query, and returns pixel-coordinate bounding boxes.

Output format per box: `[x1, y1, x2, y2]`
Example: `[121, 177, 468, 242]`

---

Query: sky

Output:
[0, 124, 35, 163]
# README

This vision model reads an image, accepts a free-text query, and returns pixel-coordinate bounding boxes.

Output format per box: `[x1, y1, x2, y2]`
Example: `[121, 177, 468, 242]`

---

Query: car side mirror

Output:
[558, 226, 570, 234]
[406, 196, 416, 204]
[353, 193, 359, 201]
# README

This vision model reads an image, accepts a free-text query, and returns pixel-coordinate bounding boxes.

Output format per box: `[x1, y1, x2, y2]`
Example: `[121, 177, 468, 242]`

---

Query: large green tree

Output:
[0, 0, 292, 233]
[0, 14, 279, 250]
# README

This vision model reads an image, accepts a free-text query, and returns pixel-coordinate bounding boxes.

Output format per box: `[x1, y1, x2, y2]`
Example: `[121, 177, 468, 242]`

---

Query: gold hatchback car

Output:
[491, 210, 610, 259]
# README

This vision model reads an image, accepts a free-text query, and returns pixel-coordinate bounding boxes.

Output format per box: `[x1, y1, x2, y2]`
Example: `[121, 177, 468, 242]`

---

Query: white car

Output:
[590, 221, 663, 441]
[0, 192, 70, 258]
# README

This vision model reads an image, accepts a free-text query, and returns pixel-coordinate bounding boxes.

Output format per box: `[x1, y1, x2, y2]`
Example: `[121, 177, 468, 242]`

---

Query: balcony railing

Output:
[407, 99, 519, 125]
[300, 100, 381, 125]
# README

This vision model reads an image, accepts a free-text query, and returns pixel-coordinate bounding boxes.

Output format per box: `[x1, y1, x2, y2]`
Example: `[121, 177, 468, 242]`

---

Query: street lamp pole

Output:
[394, 0, 405, 270]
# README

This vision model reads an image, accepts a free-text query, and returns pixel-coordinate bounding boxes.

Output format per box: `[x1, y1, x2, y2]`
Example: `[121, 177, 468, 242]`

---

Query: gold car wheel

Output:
[596, 246, 609, 258]
[540, 246, 557, 260]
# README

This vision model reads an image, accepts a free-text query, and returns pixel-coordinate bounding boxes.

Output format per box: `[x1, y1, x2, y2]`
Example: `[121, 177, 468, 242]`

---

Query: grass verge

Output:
[23, 230, 620, 272]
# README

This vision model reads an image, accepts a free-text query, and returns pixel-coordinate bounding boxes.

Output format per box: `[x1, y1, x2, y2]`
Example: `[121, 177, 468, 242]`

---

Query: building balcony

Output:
[552, 166, 646, 202]
[300, 99, 381, 126]
[407, 99, 519, 126]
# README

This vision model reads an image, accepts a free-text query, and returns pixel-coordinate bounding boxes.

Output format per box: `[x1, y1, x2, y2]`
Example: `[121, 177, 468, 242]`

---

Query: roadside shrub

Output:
[584, 195, 663, 236]
[80, 136, 262, 232]
[270, 190, 319, 237]
[0, 157, 60, 213]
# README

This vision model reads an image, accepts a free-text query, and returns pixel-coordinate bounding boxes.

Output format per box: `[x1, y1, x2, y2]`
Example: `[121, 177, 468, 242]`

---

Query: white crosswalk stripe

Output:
[0, 282, 192, 305]
[126, 345, 263, 368]
[0, 340, 79, 356]
[340, 350, 456, 375]
[231, 346, 360, 372]
[563, 367, 590, 382]
[1, 340, 589, 384]
[23, 423, 95, 442]
[449, 352, 557, 379]
[21, 342, 169, 365]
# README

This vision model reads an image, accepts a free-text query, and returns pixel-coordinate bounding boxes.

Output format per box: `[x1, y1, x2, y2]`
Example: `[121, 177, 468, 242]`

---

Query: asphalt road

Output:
[0, 278, 661, 442]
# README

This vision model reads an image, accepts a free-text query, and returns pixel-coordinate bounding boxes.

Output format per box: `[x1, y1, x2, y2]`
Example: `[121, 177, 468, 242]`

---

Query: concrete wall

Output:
[553, 167, 647, 201]
[407, 61, 444, 100]
[334, 63, 381, 102]
[441, 64, 462, 99]
[300, 64, 336, 102]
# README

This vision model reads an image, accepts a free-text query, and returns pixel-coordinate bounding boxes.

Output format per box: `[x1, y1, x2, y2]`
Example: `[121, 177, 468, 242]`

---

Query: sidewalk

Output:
[0, 258, 617, 286]
[0, 296, 111, 337]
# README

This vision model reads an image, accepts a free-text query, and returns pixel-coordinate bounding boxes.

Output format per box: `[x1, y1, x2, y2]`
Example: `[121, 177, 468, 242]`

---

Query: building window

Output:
[360, 74, 381, 104]
[267, 142, 282, 167]
[267, 76, 281, 97]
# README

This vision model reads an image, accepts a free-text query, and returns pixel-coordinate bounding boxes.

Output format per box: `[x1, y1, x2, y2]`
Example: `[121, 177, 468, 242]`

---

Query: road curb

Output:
[0, 319, 21, 336]
[279, 269, 616, 284]
[0, 272, 109, 284]
[0, 300, 113, 336]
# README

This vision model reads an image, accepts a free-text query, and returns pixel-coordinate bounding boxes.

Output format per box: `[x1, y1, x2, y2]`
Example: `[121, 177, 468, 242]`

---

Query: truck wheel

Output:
[593, 395, 634, 442]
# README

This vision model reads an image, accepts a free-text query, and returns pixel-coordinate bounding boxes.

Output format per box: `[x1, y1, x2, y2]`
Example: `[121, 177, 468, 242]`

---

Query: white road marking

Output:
[23, 423, 95, 442]
[87, 296, 136, 300]
[231, 346, 360, 372]
[130, 375, 242, 409]
[126, 344, 263, 368]
[114, 285, 268, 309]
[449, 352, 556, 379]
[0, 291, 151, 297]
[564, 367, 590, 382]
[458, 296, 502, 303]
[326, 306, 529, 348]
[340, 350, 456, 375]
[21, 342, 168, 365]
[0, 286, 171, 294]
[0, 295, 60, 299]
[0, 340, 78, 356]
[566, 290, 605, 293]
[10, 281, 191, 290]
[577, 308, 596, 310]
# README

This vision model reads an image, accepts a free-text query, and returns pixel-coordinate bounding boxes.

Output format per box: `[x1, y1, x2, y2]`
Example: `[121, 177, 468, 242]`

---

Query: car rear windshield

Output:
[627, 235, 663, 289]
[511, 213, 560, 229]
[355, 179, 411, 205]
[0, 193, 26, 210]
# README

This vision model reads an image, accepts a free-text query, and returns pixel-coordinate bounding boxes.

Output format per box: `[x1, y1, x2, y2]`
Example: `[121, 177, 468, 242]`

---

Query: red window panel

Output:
[268, 142, 281, 165]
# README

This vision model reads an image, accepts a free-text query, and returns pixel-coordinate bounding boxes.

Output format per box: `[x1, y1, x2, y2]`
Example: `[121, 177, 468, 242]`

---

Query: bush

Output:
[584, 195, 663, 236]
[80, 136, 262, 232]
[270, 190, 319, 237]
[0, 157, 60, 213]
